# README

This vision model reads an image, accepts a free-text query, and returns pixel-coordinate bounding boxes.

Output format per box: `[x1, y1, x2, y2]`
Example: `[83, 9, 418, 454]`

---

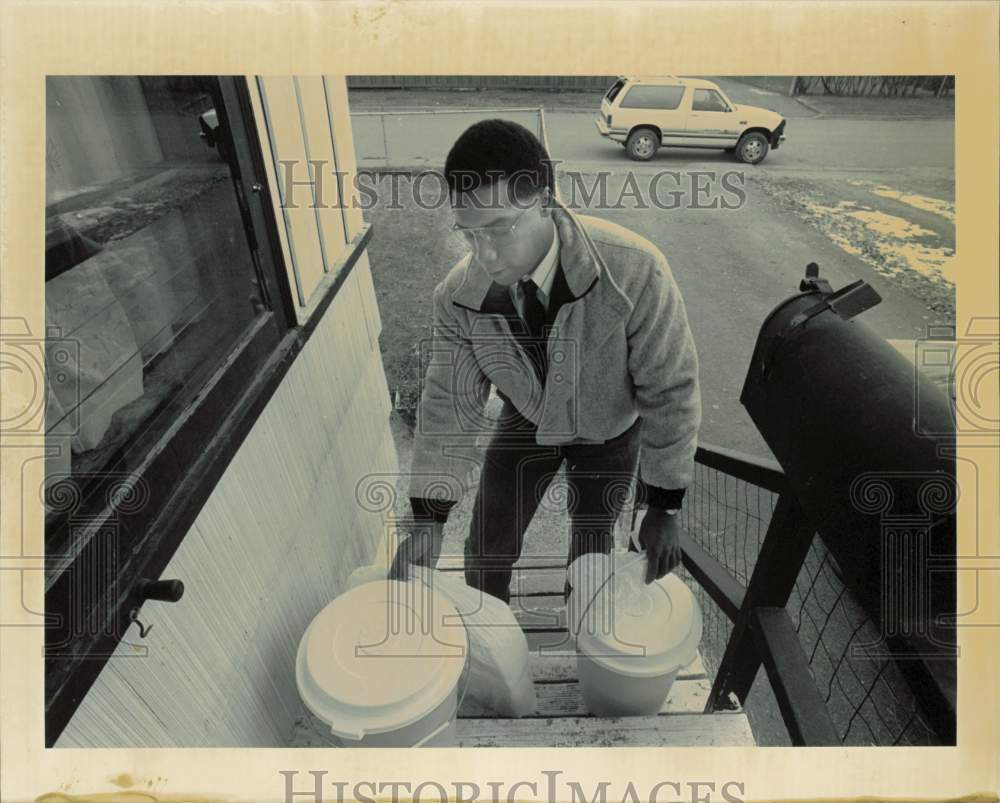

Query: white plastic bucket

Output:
[326, 681, 460, 748]
[296, 577, 469, 747]
[577, 654, 682, 717]
[566, 552, 702, 716]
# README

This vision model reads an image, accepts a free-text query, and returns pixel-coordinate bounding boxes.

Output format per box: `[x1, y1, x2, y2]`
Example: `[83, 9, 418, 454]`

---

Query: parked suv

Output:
[596, 76, 787, 164]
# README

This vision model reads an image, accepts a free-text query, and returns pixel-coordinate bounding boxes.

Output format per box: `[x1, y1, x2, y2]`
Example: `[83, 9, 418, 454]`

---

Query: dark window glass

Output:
[44, 76, 265, 514]
[605, 79, 626, 103]
[692, 88, 730, 112]
[618, 85, 686, 110]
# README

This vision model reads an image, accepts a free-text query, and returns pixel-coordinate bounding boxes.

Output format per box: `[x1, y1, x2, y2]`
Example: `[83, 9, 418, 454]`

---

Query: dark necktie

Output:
[520, 279, 546, 339]
[520, 278, 548, 382]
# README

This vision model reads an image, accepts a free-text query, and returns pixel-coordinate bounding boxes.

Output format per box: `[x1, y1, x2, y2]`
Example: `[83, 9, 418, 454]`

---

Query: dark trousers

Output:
[464, 401, 642, 604]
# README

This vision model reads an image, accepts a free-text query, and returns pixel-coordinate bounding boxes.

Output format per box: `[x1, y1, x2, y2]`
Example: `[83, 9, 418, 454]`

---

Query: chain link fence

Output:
[348, 75, 616, 91]
[680, 459, 941, 746]
[351, 108, 545, 170]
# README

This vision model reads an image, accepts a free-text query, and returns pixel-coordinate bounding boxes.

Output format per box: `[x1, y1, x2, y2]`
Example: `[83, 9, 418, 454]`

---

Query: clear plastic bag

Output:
[345, 563, 537, 717]
[411, 566, 537, 717]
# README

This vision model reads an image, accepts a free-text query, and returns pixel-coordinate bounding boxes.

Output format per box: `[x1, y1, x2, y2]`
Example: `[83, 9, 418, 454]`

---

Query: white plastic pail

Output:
[567, 552, 702, 716]
[296, 578, 468, 747]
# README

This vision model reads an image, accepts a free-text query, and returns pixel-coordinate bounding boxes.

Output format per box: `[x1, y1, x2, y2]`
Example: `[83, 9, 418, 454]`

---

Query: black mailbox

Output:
[740, 263, 956, 741]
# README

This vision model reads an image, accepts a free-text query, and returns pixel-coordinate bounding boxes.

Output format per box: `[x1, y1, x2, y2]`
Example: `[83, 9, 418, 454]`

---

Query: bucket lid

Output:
[296, 578, 468, 740]
[569, 553, 702, 677]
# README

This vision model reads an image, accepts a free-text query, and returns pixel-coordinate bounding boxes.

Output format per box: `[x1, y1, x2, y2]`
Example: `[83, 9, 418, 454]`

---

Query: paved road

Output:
[545, 112, 955, 174]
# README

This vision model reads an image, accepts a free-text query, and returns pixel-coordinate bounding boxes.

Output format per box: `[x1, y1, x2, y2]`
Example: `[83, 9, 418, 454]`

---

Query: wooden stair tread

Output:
[459, 676, 711, 718]
[289, 674, 718, 748]
[510, 594, 566, 628]
[524, 630, 708, 682]
[437, 556, 566, 574]
[456, 711, 754, 747]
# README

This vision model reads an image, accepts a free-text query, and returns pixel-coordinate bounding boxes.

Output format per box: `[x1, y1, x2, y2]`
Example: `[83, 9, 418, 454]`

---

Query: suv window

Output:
[605, 79, 626, 103]
[618, 85, 685, 110]
[692, 88, 730, 112]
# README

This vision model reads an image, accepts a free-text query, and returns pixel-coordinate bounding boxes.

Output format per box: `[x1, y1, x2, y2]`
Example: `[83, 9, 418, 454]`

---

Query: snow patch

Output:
[870, 186, 956, 223]
[803, 201, 954, 284]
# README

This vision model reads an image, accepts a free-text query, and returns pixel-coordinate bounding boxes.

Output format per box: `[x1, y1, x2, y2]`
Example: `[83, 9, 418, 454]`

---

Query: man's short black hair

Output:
[444, 119, 555, 204]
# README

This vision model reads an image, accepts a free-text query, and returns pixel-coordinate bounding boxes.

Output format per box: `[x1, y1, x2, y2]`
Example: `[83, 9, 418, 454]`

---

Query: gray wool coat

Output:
[408, 198, 702, 507]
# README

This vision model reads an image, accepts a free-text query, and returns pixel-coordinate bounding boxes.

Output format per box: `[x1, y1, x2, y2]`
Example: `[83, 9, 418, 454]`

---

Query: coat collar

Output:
[451, 198, 601, 313]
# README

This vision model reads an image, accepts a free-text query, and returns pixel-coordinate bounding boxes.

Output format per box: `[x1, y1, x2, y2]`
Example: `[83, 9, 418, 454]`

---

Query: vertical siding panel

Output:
[352, 251, 382, 349]
[257, 76, 327, 307]
[295, 76, 349, 254]
[347, 352, 393, 521]
[63, 661, 152, 747]
[322, 76, 366, 239]
[282, 338, 335, 489]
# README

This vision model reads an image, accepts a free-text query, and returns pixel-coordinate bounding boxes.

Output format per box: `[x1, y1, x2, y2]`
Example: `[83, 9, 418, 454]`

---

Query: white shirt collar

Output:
[516, 224, 560, 303]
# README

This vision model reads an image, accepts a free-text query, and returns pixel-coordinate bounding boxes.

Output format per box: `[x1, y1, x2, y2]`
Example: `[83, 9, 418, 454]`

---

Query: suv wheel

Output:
[626, 128, 659, 161]
[735, 132, 769, 164]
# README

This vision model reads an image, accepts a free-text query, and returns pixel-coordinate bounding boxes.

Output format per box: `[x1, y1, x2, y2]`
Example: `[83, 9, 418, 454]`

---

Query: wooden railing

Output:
[669, 443, 841, 745]
[667, 442, 949, 745]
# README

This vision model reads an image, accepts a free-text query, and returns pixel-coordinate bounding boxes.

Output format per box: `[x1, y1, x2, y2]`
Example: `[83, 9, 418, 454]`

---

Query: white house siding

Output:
[58, 255, 395, 747]
[56, 76, 397, 746]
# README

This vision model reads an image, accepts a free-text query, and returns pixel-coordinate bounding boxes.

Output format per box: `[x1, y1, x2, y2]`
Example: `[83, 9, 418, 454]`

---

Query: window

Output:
[618, 85, 686, 110]
[692, 88, 730, 112]
[43, 76, 298, 744]
[45, 77, 268, 507]
[605, 79, 626, 103]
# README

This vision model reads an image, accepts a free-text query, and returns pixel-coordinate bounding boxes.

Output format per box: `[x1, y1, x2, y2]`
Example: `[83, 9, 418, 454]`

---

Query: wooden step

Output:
[510, 594, 566, 628]
[459, 676, 711, 718]
[456, 711, 755, 747]
[524, 631, 708, 683]
[290, 674, 717, 747]
[437, 556, 566, 574]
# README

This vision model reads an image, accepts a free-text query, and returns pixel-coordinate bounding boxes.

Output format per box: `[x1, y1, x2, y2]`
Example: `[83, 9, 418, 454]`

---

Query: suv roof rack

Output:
[629, 75, 682, 83]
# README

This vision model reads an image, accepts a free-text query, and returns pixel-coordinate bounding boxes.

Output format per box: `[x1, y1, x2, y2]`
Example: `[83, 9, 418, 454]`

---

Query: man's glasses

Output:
[451, 200, 538, 250]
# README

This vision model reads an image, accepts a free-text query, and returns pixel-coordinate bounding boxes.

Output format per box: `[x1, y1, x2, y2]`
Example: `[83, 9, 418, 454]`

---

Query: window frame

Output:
[43, 75, 373, 746]
[604, 78, 626, 103]
[617, 84, 686, 111]
[692, 88, 732, 113]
